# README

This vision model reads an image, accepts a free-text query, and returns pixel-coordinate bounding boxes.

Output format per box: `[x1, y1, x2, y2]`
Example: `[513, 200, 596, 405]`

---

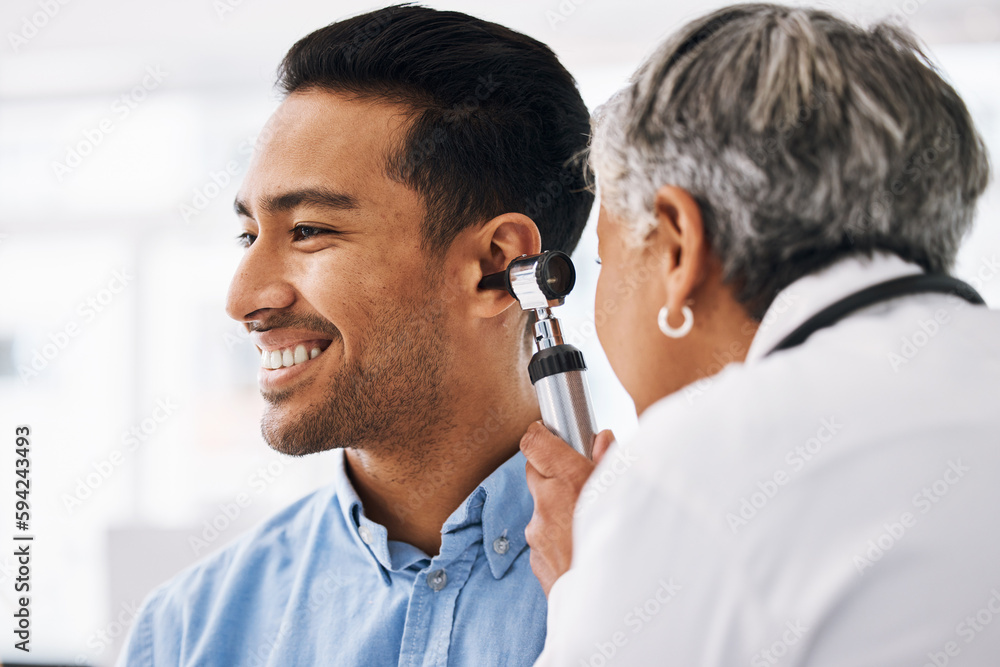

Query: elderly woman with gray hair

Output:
[519, 4, 999, 665]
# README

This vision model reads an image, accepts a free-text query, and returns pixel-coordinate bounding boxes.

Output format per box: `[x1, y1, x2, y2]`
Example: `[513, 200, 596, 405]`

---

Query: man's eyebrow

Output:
[233, 188, 360, 219]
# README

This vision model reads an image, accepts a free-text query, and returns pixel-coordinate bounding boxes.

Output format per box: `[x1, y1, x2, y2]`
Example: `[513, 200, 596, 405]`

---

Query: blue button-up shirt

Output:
[116, 449, 546, 666]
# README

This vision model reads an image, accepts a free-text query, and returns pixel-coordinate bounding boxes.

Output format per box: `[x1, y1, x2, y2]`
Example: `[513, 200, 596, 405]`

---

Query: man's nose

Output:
[225, 237, 296, 323]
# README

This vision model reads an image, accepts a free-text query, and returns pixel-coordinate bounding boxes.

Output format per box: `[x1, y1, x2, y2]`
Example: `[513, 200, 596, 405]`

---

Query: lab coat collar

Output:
[744, 252, 924, 365]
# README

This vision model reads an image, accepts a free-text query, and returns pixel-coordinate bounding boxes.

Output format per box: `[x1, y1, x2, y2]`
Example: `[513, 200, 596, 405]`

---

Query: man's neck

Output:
[343, 396, 540, 556]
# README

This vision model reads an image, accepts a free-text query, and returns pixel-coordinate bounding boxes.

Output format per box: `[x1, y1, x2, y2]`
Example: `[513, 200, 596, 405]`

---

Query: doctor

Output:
[522, 4, 1000, 665]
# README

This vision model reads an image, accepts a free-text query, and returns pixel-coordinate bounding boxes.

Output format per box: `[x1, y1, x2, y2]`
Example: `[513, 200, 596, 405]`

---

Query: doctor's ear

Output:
[450, 213, 542, 319]
[648, 185, 710, 314]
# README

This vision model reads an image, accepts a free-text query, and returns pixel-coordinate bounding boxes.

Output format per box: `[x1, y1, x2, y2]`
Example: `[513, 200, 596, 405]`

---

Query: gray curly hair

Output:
[590, 3, 991, 319]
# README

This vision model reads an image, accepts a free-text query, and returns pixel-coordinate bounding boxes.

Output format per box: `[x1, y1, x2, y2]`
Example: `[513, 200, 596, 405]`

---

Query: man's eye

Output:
[291, 225, 337, 241]
[235, 232, 256, 248]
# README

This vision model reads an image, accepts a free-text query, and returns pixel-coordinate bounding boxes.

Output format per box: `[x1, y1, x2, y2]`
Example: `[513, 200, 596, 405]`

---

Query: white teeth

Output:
[260, 344, 325, 369]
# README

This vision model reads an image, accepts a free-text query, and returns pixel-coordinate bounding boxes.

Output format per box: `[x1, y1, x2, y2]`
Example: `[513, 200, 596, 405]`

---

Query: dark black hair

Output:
[276, 4, 595, 256]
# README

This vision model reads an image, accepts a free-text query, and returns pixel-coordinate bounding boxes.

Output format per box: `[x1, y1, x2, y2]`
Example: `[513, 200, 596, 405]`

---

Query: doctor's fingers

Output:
[591, 429, 617, 466]
[523, 480, 576, 593]
[520, 420, 594, 480]
[524, 464, 579, 545]
[527, 537, 564, 597]
[525, 458, 587, 509]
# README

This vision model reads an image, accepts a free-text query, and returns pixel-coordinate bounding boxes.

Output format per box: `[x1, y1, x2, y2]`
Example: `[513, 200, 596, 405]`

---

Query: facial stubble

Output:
[259, 290, 455, 463]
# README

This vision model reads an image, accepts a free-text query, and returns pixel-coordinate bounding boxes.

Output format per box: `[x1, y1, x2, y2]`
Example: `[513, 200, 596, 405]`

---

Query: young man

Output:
[117, 5, 593, 666]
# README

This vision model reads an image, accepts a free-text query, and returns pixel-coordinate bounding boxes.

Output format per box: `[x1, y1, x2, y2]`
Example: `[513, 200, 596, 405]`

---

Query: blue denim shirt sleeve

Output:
[116, 449, 546, 667]
[116, 582, 176, 667]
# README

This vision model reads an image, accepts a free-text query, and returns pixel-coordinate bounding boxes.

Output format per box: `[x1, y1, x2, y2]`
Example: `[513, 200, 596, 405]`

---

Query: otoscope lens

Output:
[538, 252, 576, 298]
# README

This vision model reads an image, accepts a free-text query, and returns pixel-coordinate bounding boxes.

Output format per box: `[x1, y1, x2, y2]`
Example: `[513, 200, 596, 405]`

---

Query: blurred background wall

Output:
[0, 0, 997, 664]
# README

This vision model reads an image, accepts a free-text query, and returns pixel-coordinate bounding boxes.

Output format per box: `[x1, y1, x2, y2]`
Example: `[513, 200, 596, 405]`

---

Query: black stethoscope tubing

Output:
[766, 273, 987, 357]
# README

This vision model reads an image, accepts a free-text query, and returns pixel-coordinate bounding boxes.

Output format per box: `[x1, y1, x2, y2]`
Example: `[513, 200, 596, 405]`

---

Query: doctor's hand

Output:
[520, 421, 615, 596]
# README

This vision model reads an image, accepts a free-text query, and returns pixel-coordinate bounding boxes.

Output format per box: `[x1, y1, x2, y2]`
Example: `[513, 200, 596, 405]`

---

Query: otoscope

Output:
[479, 251, 598, 458]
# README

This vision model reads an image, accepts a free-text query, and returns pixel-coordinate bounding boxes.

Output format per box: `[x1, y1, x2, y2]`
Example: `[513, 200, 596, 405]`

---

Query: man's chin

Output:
[259, 402, 341, 457]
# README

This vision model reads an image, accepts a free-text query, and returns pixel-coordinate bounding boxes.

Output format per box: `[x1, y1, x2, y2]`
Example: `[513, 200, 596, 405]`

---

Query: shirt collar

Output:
[444, 449, 534, 580]
[330, 447, 533, 582]
[744, 252, 924, 365]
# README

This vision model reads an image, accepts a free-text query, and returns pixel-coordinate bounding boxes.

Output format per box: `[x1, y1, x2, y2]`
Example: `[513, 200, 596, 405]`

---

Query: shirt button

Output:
[358, 525, 372, 544]
[492, 536, 510, 555]
[427, 569, 448, 591]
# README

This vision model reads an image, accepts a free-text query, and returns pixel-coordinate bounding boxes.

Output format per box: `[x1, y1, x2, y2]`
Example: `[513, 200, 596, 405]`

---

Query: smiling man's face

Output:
[226, 89, 455, 458]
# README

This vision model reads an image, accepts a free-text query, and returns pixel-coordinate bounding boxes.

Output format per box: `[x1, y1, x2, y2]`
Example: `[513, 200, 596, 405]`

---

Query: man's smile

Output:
[258, 340, 332, 369]
[251, 328, 337, 391]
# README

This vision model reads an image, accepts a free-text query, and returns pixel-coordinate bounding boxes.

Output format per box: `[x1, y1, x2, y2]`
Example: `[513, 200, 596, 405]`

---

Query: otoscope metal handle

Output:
[533, 368, 597, 458]
[528, 343, 597, 458]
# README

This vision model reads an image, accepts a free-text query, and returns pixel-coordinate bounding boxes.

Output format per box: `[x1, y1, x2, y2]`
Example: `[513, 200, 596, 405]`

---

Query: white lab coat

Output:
[537, 252, 1000, 666]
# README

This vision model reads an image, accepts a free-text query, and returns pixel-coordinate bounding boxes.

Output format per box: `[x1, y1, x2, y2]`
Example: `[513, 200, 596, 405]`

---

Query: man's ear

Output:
[649, 185, 709, 318]
[451, 212, 542, 320]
